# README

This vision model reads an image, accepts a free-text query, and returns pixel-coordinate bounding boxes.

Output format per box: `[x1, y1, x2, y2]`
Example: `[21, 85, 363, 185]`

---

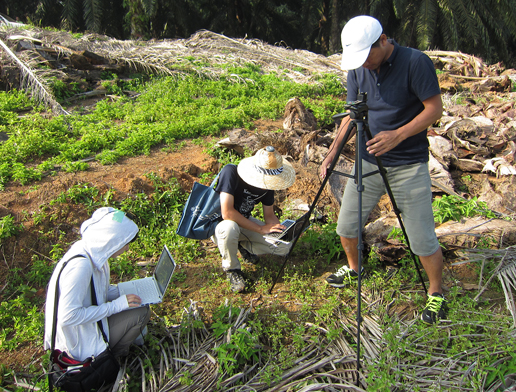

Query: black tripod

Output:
[269, 92, 427, 383]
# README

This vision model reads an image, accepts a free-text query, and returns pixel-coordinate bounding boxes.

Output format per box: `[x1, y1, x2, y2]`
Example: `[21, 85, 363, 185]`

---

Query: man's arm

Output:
[58, 259, 130, 327]
[320, 115, 356, 178]
[220, 192, 284, 234]
[365, 94, 443, 157]
[263, 204, 281, 226]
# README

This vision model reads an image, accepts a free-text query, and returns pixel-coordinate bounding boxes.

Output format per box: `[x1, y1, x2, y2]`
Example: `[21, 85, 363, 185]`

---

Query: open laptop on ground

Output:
[118, 245, 176, 305]
[264, 212, 311, 244]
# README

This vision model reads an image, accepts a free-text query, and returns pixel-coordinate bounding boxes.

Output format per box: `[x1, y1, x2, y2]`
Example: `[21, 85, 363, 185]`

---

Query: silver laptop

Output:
[118, 245, 176, 305]
[264, 213, 311, 244]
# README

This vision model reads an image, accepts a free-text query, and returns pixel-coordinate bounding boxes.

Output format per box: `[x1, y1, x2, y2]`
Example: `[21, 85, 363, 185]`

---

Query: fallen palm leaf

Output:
[482, 157, 516, 177]
[459, 246, 516, 326]
[0, 38, 67, 115]
[104, 287, 515, 392]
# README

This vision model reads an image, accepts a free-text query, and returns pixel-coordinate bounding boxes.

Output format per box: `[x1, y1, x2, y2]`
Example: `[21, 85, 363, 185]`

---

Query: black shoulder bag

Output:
[48, 255, 120, 392]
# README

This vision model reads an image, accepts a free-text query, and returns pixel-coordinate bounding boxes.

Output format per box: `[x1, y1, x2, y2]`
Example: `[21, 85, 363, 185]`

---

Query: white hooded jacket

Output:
[44, 207, 139, 361]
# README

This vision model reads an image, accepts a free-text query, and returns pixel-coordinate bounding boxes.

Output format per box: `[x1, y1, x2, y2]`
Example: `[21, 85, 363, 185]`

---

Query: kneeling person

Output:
[213, 146, 296, 292]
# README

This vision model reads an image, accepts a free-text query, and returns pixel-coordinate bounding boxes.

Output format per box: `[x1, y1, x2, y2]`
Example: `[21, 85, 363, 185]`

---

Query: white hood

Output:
[78, 207, 138, 269]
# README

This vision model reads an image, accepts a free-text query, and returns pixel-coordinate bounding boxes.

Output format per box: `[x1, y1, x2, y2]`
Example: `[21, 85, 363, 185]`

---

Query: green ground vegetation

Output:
[1, 171, 513, 391]
[0, 69, 514, 391]
[0, 67, 344, 190]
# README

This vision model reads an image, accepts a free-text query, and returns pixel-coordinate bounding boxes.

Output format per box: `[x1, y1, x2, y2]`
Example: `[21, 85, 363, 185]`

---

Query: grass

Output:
[432, 195, 497, 223]
[0, 67, 514, 391]
[0, 67, 346, 189]
[1, 184, 514, 390]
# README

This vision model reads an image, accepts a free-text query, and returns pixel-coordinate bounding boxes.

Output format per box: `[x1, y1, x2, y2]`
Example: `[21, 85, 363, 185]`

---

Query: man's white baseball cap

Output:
[341, 15, 383, 70]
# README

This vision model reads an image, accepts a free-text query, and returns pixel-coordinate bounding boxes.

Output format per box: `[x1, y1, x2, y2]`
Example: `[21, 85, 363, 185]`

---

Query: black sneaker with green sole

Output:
[326, 265, 365, 288]
[421, 292, 448, 324]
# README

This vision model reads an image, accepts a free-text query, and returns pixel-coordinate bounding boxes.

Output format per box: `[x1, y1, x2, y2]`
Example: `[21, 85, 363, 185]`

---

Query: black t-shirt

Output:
[215, 164, 274, 218]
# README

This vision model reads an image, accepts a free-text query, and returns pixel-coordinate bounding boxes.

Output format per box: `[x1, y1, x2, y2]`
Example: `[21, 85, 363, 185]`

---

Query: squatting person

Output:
[212, 146, 296, 292]
[44, 207, 151, 363]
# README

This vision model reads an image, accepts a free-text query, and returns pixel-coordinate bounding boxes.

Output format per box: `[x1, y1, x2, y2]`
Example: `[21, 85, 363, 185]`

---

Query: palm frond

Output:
[368, 0, 393, 43]
[495, 0, 516, 34]
[62, 0, 83, 30]
[436, 0, 459, 50]
[392, 1, 418, 47]
[448, 0, 481, 46]
[391, 0, 410, 19]
[416, 0, 438, 49]
[499, 262, 516, 325]
[114, 283, 516, 392]
[83, 0, 104, 33]
[141, 0, 158, 16]
[469, 0, 510, 61]
[0, 38, 68, 115]
[463, 246, 516, 326]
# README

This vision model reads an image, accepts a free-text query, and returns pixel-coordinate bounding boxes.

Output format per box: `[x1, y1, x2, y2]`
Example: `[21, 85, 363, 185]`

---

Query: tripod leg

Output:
[354, 122, 365, 380]
[268, 120, 355, 294]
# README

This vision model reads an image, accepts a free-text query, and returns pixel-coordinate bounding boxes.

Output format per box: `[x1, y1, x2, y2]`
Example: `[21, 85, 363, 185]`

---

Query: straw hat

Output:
[237, 146, 296, 190]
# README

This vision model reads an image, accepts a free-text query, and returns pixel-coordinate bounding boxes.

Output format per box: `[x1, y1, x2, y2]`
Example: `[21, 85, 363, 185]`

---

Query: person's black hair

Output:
[371, 33, 383, 48]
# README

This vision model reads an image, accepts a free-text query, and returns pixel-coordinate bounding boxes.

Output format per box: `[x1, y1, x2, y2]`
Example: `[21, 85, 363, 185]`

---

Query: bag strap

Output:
[209, 163, 236, 189]
[209, 171, 221, 189]
[90, 277, 109, 343]
[48, 254, 84, 392]
[50, 255, 85, 353]
[50, 254, 109, 347]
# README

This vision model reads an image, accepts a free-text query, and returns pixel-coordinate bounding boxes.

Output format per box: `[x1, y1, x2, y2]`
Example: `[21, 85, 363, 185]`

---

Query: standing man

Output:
[320, 15, 446, 324]
[213, 146, 296, 293]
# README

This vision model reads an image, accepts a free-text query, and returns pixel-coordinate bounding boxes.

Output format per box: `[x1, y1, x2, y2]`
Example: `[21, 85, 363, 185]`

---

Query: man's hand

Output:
[366, 129, 403, 156]
[319, 155, 333, 179]
[366, 94, 443, 157]
[127, 294, 142, 308]
[260, 223, 286, 235]
[319, 116, 355, 178]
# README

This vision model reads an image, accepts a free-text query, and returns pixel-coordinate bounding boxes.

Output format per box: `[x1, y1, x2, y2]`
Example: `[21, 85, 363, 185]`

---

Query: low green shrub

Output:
[0, 215, 22, 241]
[433, 195, 496, 223]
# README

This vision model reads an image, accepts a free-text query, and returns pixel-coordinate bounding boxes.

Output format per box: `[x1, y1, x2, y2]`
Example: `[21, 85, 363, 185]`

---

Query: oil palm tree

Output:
[38, 0, 125, 37]
[369, 0, 516, 64]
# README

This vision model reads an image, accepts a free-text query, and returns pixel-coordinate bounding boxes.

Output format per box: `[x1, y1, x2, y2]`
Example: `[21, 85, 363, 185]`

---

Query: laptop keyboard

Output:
[266, 219, 295, 239]
[137, 278, 159, 300]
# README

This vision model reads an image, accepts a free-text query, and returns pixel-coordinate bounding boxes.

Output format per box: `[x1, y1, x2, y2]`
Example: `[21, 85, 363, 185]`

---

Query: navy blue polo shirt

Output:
[346, 40, 441, 166]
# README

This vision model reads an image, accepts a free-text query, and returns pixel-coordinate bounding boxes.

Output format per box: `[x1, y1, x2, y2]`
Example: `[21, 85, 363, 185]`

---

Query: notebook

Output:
[118, 245, 176, 305]
[263, 213, 311, 244]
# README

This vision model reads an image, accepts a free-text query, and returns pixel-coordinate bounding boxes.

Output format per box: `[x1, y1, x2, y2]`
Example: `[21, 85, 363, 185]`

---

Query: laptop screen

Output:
[154, 246, 176, 295]
[284, 213, 311, 242]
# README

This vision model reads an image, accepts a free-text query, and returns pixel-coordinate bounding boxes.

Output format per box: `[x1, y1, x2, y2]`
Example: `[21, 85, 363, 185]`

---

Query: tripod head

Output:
[332, 92, 368, 121]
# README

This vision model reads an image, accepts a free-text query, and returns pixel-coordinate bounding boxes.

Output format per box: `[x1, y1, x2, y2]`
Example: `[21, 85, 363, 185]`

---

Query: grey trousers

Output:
[108, 305, 151, 358]
[212, 217, 291, 271]
[337, 161, 439, 256]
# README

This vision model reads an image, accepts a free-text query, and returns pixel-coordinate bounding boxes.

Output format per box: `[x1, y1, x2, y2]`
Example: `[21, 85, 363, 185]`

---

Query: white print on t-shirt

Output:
[240, 189, 266, 216]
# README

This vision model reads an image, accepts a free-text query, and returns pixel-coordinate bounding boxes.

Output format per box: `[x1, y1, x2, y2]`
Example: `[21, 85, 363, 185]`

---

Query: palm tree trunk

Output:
[329, 0, 340, 54]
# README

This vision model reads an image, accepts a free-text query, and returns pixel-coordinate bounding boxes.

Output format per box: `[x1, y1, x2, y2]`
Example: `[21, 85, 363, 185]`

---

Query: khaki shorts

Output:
[336, 161, 439, 257]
